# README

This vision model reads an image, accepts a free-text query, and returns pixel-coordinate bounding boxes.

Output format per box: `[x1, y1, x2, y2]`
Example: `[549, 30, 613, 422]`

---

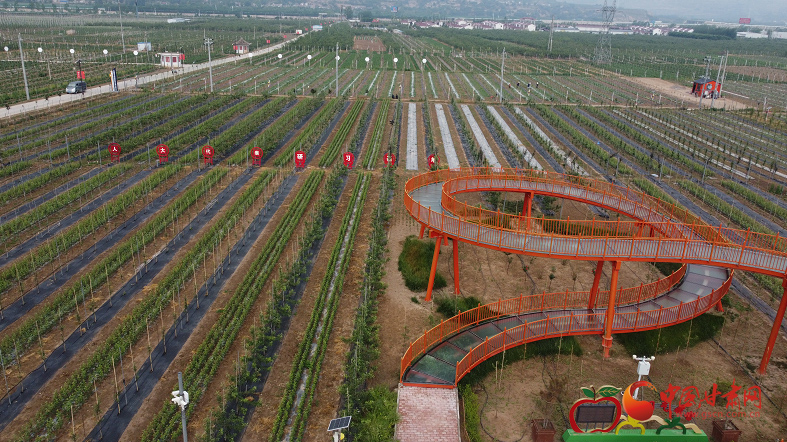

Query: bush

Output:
[435, 295, 483, 318]
[617, 313, 725, 355]
[460, 385, 482, 442]
[354, 387, 399, 442]
[398, 235, 447, 291]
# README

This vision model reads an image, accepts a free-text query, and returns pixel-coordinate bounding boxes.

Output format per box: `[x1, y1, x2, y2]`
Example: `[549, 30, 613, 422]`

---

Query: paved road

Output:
[0, 35, 302, 120]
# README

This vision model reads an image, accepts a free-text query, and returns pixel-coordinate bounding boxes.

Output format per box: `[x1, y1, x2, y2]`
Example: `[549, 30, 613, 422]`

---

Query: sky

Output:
[564, 0, 787, 24]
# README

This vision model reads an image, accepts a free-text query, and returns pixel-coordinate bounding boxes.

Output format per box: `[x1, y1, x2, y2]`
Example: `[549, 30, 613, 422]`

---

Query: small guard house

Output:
[159, 52, 183, 69]
[692, 76, 719, 98]
[233, 38, 250, 55]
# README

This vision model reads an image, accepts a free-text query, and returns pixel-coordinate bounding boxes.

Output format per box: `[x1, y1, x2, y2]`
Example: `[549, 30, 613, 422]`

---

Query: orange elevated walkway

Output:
[400, 168, 787, 386]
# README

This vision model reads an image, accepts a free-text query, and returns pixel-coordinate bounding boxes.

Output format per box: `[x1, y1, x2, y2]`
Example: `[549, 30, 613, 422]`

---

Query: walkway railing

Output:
[405, 168, 787, 276]
[453, 274, 732, 385]
[400, 264, 688, 383]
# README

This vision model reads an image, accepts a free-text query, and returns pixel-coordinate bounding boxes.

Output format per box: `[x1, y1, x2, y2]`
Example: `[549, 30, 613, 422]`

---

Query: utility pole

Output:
[205, 36, 214, 92]
[170, 372, 189, 442]
[548, 16, 554, 52]
[118, 2, 126, 52]
[499, 47, 505, 103]
[18, 33, 30, 101]
[711, 54, 724, 108]
[335, 42, 339, 98]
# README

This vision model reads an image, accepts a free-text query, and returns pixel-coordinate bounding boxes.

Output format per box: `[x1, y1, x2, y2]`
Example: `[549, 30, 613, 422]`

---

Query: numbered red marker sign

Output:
[343, 152, 355, 169]
[157, 144, 169, 163]
[108, 143, 121, 155]
[384, 153, 396, 167]
[294, 150, 306, 168]
[428, 154, 439, 168]
[202, 145, 214, 158]
[251, 147, 263, 166]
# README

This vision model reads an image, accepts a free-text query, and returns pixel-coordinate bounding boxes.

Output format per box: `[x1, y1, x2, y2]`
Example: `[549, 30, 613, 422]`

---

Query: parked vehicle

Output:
[65, 81, 87, 94]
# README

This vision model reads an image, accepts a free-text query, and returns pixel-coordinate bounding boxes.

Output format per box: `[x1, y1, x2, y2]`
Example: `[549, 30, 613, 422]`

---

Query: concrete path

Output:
[1, 35, 302, 120]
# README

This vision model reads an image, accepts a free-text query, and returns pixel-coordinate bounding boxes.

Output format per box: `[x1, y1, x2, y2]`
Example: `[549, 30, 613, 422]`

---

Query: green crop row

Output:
[9, 167, 231, 442]
[0, 164, 131, 244]
[318, 100, 366, 167]
[631, 178, 679, 207]
[82, 94, 235, 162]
[340, 169, 398, 441]
[362, 99, 390, 169]
[677, 180, 771, 235]
[451, 102, 483, 165]
[226, 96, 324, 166]
[204, 166, 349, 441]
[534, 105, 631, 175]
[0, 161, 82, 205]
[133, 95, 262, 162]
[721, 180, 787, 221]
[0, 161, 32, 179]
[179, 96, 289, 164]
[273, 97, 345, 167]
[271, 173, 370, 442]
[0, 165, 183, 298]
[142, 170, 324, 441]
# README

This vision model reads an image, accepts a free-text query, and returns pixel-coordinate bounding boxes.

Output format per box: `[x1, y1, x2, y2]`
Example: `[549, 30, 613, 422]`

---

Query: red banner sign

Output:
[739, 18, 751, 24]
[252, 147, 263, 166]
[202, 145, 214, 165]
[428, 154, 438, 168]
[108, 142, 121, 163]
[157, 144, 169, 163]
[343, 152, 355, 169]
[294, 150, 306, 168]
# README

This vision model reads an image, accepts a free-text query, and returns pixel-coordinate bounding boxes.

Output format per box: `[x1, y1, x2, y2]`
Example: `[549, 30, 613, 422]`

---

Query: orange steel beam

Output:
[426, 235, 443, 302]
[419, 223, 426, 239]
[453, 237, 460, 294]
[588, 261, 604, 309]
[602, 261, 621, 358]
[521, 191, 533, 220]
[759, 275, 787, 374]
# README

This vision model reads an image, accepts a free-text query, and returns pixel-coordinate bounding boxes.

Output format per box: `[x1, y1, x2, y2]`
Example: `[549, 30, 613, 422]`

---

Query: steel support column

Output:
[758, 276, 787, 374]
[419, 223, 426, 239]
[602, 261, 621, 357]
[521, 191, 533, 223]
[426, 235, 443, 302]
[452, 237, 460, 294]
[588, 261, 604, 309]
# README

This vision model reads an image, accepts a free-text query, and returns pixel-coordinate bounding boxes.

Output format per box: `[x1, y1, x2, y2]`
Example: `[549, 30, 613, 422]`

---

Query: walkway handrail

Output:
[404, 168, 787, 276]
[453, 272, 733, 386]
[399, 264, 687, 382]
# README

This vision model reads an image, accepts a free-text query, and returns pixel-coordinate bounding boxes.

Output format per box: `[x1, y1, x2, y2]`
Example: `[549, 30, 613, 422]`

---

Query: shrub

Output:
[617, 313, 725, 355]
[460, 385, 482, 442]
[435, 295, 483, 318]
[354, 387, 399, 442]
[654, 261, 683, 276]
[398, 235, 447, 291]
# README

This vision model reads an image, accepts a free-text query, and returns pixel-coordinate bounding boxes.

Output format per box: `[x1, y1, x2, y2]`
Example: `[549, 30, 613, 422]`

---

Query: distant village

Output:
[400, 18, 787, 39]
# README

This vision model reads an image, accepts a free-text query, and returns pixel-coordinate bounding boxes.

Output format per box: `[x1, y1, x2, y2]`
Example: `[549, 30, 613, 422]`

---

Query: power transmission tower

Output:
[548, 16, 554, 52]
[593, 0, 616, 64]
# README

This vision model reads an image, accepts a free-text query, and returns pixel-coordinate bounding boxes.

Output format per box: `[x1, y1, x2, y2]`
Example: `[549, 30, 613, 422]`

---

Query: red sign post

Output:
[384, 153, 396, 168]
[202, 145, 214, 165]
[108, 143, 121, 162]
[343, 152, 355, 169]
[251, 147, 263, 166]
[294, 150, 306, 168]
[157, 144, 169, 164]
[428, 154, 439, 169]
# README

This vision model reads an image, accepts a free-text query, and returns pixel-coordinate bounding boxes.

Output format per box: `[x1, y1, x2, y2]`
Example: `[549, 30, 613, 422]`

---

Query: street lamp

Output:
[365, 56, 370, 69]
[17, 34, 30, 100]
[3, 46, 8, 61]
[393, 57, 398, 69]
[204, 37, 214, 93]
[103, 48, 108, 63]
[38, 47, 51, 80]
[277, 53, 282, 64]
[307, 54, 312, 66]
[133, 50, 139, 85]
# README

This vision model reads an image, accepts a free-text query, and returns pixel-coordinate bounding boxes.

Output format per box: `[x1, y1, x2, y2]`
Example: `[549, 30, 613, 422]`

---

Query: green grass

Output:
[654, 261, 683, 276]
[398, 235, 447, 292]
[617, 313, 725, 355]
[353, 386, 399, 442]
[435, 295, 483, 318]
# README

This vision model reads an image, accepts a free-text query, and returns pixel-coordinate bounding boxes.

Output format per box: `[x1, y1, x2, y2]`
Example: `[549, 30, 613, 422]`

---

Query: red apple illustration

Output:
[569, 385, 622, 433]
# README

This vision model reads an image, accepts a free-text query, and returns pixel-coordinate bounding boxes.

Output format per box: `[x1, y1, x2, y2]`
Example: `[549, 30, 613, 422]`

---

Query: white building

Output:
[159, 52, 183, 69]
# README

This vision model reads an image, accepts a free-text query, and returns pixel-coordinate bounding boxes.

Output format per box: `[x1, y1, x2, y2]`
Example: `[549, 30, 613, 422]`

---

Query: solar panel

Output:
[327, 416, 352, 431]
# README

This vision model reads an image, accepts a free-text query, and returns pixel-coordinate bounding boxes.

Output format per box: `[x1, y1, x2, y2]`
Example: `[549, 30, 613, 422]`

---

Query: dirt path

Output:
[625, 76, 749, 110]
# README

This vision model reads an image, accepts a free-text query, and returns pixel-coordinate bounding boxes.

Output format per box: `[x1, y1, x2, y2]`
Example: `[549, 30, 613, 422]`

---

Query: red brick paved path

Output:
[395, 384, 461, 442]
